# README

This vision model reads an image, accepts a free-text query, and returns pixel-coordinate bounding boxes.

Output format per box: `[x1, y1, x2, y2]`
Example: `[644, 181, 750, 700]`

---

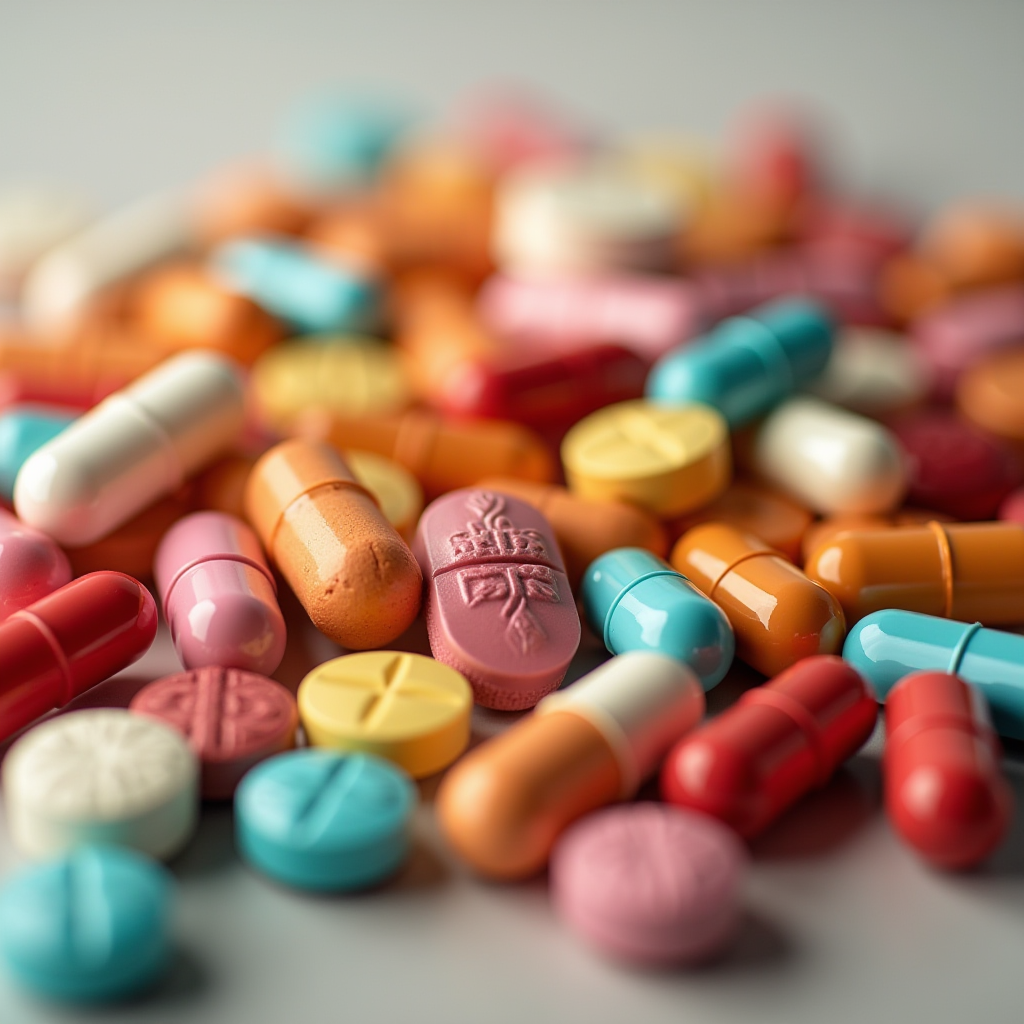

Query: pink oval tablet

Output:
[412, 488, 580, 710]
[130, 667, 298, 799]
[0, 507, 72, 622]
[551, 803, 746, 966]
[155, 510, 286, 676]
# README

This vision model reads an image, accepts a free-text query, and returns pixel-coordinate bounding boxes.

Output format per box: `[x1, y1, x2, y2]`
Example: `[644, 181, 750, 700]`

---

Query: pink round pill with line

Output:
[130, 667, 298, 799]
[0, 507, 72, 622]
[551, 803, 746, 966]
[155, 510, 286, 676]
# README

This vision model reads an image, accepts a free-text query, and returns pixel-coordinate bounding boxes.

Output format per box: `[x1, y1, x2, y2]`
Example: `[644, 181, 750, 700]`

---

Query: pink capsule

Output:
[0, 508, 72, 622]
[154, 510, 286, 676]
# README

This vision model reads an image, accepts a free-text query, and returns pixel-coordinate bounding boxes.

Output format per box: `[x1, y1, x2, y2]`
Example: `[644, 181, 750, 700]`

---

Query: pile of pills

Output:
[0, 87, 1022, 1001]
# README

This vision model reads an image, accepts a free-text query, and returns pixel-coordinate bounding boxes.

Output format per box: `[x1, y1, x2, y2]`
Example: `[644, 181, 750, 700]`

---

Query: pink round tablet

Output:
[0, 508, 72, 622]
[130, 667, 298, 800]
[551, 803, 746, 966]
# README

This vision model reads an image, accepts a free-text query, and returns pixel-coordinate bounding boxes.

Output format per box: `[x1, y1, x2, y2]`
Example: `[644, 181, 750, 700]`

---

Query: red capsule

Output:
[0, 571, 158, 741]
[885, 671, 1012, 870]
[660, 655, 877, 838]
[434, 343, 648, 430]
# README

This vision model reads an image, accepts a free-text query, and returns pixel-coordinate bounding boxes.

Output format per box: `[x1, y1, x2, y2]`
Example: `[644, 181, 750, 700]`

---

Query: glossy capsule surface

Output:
[0, 507, 72, 622]
[0, 405, 75, 501]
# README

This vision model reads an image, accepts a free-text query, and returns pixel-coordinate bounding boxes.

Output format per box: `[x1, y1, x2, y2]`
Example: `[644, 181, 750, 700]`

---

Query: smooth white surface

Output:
[0, 186, 92, 288]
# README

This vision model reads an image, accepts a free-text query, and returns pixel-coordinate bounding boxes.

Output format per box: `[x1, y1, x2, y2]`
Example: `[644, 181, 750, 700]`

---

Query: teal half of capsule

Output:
[581, 547, 734, 690]
[843, 608, 1024, 740]
[0, 406, 75, 502]
[645, 298, 834, 427]
[214, 238, 380, 335]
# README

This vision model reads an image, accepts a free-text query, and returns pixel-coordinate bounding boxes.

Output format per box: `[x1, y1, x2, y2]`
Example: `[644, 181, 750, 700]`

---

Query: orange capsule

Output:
[305, 203, 391, 277]
[682, 191, 793, 267]
[805, 520, 1024, 626]
[244, 438, 422, 649]
[297, 408, 555, 499]
[800, 508, 957, 565]
[671, 522, 846, 676]
[193, 454, 256, 520]
[475, 477, 668, 587]
[879, 254, 952, 323]
[957, 347, 1024, 447]
[921, 204, 1024, 290]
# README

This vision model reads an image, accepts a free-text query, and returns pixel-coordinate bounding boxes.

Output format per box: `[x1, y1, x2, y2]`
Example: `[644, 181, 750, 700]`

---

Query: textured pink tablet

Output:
[155, 510, 286, 676]
[551, 803, 746, 966]
[412, 488, 580, 710]
[0, 508, 71, 622]
[130, 667, 298, 799]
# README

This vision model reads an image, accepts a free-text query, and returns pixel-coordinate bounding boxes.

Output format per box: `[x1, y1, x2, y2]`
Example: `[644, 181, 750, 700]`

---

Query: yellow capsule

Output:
[345, 449, 424, 541]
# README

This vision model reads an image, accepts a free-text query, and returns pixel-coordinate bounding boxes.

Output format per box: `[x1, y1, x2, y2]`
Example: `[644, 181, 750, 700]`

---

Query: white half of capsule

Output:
[753, 396, 907, 515]
[0, 186, 92, 291]
[537, 651, 705, 797]
[20, 191, 194, 334]
[14, 351, 245, 547]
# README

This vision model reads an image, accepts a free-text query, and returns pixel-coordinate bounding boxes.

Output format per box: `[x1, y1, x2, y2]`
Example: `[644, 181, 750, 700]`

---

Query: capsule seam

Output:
[601, 569, 683, 650]
[742, 686, 830, 786]
[927, 520, 955, 619]
[947, 621, 983, 676]
[109, 394, 186, 491]
[706, 547, 777, 599]
[266, 478, 378, 554]
[538, 705, 637, 798]
[161, 552, 278, 621]
[13, 610, 75, 707]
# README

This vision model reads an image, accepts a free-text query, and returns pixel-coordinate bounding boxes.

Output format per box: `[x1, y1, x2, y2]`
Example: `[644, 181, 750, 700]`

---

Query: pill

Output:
[0, 186, 91, 291]
[214, 237, 379, 335]
[0, 404, 74, 501]
[609, 135, 716, 211]
[235, 749, 416, 891]
[475, 476, 667, 587]
[798, 197, 913, 264]
[647, 299, 834, 427]
[752, 396, 906, 514]
[477, 272, 705, 362]
[436, 652, 705, 879]
[344, 449, 423, 541]
[193, 454, 255, 520]
[154, 511, 286, 675]
[300, 407, 555, 499]
[21, 191, 194, 334]
[561, 400, 731, 517]
[843, 610, 1024, 740]
[661, 655, 877, 837]
[551, 804, 746, 966]
[920, 204, 1024, 290]
[806, 521, 1024, 626]
[0, 846, 174, 1002]
[130, 668, 298, 800]
[672, 523, 845, 676]
[889, 411, 1021, 520]
[298, 652, 471, 777]
[249, 337, 409, 433]
[4, 708, 198, 859]
[131, 262, 283, 366]
[809, 326, 931, 416]
[884, 671, 1012, 870]
[880, 253, 952, 323]
[0, 506, 72, 620]
[667, 480, 813, 563]
[581, 547, 734, 689]
[245, 438, 422, 649]
[413, 488, 579, 709]
[956, 347, 1024, 446]
[1000, 487, 1024, 524]
[0, 571, 156, 741]
[682, 190, 792, 267]
[14, 350, 244, 547]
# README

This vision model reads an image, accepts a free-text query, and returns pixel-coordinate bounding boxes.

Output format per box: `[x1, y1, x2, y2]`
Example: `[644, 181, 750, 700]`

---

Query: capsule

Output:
[581, 548, 734, 690]
[412, 489, 579, 710]
[0, 405, 75, 502]
[436, 652, 705, 879]
[806, 521, 1024, 626]
[475, 477, 668, 587]
[957, 347, 1024, 447]
[244, 439, 422, 650]
[0, 572, 158, 742]
[646, 299, 834, 428]
[299, 408, 555, 499]
[920, 205, 1024, 290]
[0, 508, 71, 622]
[844, 609, 1024, 740]
[672, 523, 845, 677]
[660, 655, 878, 838]
[0, 186, 91, 292]
[753, 397, 906, 514]
[155, 511, 286, 676]
[885, 671, 1012, 870]
[14, 351, 245, 547]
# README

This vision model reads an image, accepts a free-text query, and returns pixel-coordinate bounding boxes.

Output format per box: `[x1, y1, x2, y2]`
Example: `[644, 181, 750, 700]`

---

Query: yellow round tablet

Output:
[345, 449, 424, 541]
[561, 399, 731, 517]
[298, 652, 472, 778]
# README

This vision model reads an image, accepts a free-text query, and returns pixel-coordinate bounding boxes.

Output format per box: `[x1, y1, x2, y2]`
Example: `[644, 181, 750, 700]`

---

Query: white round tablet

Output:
[3, 709, 199, 861]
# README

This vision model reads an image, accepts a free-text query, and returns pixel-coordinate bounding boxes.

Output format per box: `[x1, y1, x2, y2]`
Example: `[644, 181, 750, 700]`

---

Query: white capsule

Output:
[14, 351, 244, 546]
[21, 191, 193, 333]
[754, 396, 907, 515]
[3, 709, 199, 860]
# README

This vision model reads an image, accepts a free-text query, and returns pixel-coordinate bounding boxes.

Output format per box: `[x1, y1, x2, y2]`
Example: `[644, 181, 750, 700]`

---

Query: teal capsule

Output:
[843, 609, 1024, 740]
[214, 238, 379, 335]
[581, 547, 734, 690]
[645, 299, 834, 427]
[0, 406, 75, 501]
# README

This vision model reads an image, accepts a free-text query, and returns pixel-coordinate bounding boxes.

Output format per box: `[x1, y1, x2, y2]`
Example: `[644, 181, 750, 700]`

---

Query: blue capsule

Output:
[843, 608, 1024, 740]
[645, 299, 834, 428]
[581, 547, 734, 690]
[0, 406, 75, 501]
